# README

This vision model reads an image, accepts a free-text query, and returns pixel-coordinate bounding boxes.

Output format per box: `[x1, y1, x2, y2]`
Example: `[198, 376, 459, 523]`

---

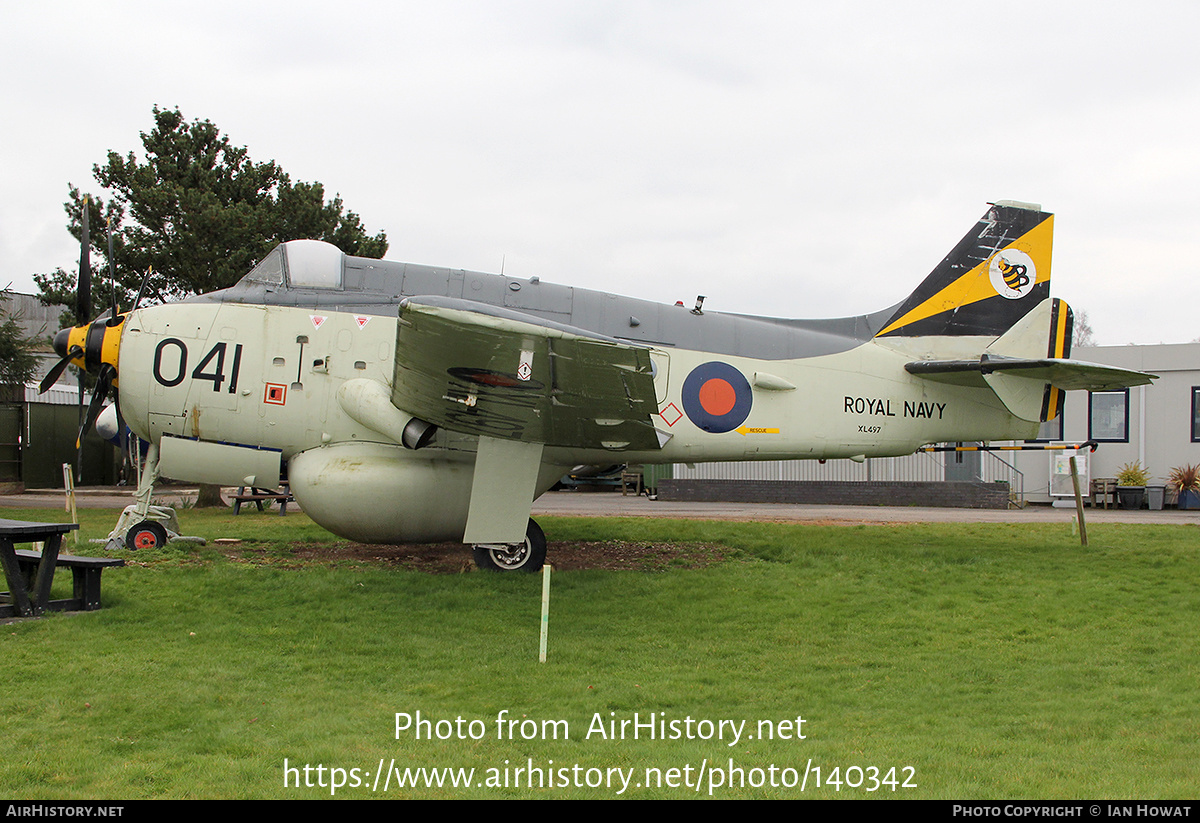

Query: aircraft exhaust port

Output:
[401, 418, 438, 450]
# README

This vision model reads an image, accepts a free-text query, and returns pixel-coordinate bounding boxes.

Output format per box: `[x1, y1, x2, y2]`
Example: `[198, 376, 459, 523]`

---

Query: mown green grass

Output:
[2, 506, 1196, 799]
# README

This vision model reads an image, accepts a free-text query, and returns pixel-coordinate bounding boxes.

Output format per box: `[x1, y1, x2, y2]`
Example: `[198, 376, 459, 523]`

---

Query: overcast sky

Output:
[3, 1, 1198, 345]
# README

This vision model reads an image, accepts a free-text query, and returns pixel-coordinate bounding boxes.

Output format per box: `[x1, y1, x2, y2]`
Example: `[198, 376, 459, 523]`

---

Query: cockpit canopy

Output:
[242, 240, 345, 289]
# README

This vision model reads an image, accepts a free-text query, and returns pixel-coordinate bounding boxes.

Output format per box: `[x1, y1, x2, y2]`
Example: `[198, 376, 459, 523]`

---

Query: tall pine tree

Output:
[0, 290, 39, 390]
[35, 106, 389, 504]
[35, 106, 388, 325]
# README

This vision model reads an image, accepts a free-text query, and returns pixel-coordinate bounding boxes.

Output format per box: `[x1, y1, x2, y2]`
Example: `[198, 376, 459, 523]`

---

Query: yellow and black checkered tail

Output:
[875, 201, 1054, 339]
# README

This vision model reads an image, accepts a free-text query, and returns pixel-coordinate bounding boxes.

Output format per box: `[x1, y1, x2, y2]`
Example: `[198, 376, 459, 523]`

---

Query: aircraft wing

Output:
[391, 296, 663, 451]
[905, 356, 1156, 391]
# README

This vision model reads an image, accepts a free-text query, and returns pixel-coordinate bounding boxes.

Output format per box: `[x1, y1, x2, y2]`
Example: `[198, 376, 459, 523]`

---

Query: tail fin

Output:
[875, 201, 1053, 339]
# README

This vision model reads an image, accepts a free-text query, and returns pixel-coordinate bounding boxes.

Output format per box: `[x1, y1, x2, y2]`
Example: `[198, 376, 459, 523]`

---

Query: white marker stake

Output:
[539, 564, 552, 663]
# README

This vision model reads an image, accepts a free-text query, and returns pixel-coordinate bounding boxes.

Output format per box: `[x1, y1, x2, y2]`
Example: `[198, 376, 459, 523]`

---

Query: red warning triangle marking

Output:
[354, 315, 370, 329]
[310, 315, 327, 330]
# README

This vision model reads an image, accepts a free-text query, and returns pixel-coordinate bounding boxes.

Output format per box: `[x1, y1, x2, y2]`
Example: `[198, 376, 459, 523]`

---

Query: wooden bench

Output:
[1090, 477, 1117, 509]
[11, 550, 125, 613]
[0, 518, 124, 618]
[230, 485, 295, 516]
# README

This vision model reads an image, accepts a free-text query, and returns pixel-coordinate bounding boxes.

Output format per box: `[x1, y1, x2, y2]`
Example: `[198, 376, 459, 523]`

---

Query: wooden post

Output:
[1070, 455, 1088, 547]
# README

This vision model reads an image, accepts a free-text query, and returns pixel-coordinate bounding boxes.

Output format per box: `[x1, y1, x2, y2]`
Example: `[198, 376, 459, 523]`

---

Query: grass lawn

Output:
[1, 506, 1196, 799]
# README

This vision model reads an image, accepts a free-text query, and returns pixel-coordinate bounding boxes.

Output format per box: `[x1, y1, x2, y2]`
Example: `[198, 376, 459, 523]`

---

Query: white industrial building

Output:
[1013, 342, 1200, 504]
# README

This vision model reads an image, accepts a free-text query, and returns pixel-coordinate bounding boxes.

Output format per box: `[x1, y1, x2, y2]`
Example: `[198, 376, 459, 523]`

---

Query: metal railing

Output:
[979, 450, 1024, 507]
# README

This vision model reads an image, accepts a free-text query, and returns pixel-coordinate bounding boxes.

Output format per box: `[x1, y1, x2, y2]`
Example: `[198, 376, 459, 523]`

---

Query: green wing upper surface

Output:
[391, 297, 662, 450]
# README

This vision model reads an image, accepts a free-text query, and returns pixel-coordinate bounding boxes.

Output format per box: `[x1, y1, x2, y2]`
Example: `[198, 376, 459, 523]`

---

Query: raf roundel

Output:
[681, 362, 753, 433]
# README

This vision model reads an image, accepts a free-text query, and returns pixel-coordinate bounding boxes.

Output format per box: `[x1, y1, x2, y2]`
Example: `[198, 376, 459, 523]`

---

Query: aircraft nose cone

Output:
[52, 327, 71, 358]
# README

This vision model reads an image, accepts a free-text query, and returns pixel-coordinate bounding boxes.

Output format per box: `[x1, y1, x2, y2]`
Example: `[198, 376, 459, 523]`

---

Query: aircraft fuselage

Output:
[48, 203, 1156, 562]
[115, 268, 1034, 543]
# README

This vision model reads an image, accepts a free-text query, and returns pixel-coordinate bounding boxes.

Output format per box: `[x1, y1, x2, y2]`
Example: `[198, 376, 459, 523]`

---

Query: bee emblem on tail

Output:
[997, 256, 1030, 290]
[988, 248, 1037, 300]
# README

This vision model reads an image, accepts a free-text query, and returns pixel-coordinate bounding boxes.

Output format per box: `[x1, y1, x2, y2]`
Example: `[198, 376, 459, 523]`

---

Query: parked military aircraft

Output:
[45, 200, 1154, 570]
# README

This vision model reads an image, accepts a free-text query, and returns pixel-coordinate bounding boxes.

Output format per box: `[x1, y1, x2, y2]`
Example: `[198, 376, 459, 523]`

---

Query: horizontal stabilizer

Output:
[906, 356, 1156, 392]
[906, 295, 1153, 392]
[908, 355, 1155, 423]
[905, 295, 1153, 422]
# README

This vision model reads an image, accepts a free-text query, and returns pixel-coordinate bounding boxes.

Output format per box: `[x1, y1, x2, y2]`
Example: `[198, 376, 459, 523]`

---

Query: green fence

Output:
[10, 402, 120, 488]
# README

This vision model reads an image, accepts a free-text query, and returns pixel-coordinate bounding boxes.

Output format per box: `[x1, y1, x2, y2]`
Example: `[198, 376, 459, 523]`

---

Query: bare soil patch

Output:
[278, 539, 731, 573]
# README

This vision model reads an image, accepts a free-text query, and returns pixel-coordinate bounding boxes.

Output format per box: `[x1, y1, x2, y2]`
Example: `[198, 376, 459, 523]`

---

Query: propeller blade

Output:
[132, 265, 152, 314]
[107, 215, 118, 318]
[39, 344, 83, 393]
[76, 364, 114, 448]
[78, 195, 91, 323]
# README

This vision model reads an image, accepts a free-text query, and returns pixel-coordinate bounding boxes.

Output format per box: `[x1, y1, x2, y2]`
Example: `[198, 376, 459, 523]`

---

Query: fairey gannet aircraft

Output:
[47, 200, 1153, 570]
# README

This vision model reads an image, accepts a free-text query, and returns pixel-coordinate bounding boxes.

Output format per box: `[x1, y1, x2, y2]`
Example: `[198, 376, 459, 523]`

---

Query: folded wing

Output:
[391, 296, 662, 451]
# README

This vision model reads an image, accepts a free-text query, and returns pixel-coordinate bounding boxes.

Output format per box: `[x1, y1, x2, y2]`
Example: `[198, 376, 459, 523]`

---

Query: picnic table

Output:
[0, 518, 123, 618]
[230, 485, 295, 516]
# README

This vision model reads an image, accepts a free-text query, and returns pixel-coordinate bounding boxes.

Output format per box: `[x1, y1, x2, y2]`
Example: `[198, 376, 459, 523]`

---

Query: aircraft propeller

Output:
[39, 197, 153, 447]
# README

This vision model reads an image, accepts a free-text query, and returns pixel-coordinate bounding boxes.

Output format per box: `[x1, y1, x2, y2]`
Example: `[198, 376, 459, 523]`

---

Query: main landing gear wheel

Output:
[472, 519, 547, 573]
[125, 520, 168, 550]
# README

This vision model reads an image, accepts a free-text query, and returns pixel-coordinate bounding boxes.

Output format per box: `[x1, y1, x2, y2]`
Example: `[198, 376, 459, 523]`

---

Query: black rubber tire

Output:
[125, 520, 168, 550]
[472, 519, 546, 572]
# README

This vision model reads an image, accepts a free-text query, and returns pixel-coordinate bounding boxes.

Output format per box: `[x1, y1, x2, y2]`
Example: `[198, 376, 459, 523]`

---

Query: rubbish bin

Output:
[1146, 485, 1165, 511]
[1117, 486, 1145, 510]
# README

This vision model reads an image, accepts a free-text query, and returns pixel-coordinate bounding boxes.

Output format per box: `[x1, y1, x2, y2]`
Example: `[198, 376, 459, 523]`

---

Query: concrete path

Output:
[0, 487, 199, 511]
[2, 487, 1197, 526]
[532, 491, 1200, 525]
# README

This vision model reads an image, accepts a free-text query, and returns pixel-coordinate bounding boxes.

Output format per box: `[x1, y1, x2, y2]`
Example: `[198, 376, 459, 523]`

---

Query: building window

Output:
[1028, 399, 1066, 442]
[1089, 390, 1129, 442]
[1192, 387, 1200, 443]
